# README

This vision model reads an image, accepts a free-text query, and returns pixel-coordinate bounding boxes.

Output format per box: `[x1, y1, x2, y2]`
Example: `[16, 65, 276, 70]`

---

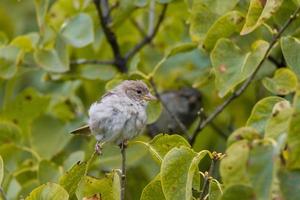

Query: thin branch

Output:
[189, 6, 300, 145]
[199, 159, 215, 200]
[125, 4, 168, 60]
[120, 141, 127, 200]
[149, 78, 190, 138]
[71, 59, 114, 65]
[130, 18, 148, 38]
[93, 0, 127, 72]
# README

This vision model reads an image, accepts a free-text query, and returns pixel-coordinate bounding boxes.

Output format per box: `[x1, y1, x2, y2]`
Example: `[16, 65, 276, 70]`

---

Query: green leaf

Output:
[31, 115, 72, 159]
[189, 0, 239, 42]
[151, 43, 197, 77]
[287, 88, 300, 169]
[76, 172, 120, 200]
[227, 127, 261, 147]
[1, 88, 50, 133]
[161, 146, 209, 200]
[189, 2, 217, 42]
[208, 179, 223, 200]
[0, 120, 22, 144]
[80, 65, 116, 81]
[25, 182, 69, 200]
[63, 151, 85, 170]
[136, 134, 191, 163]
[220, 140, 250, 186]
[263, 68, 298, 95]
[146, 100, 162, 124]
[34, 48, 69, 73]
[241, 0, 284, 35]
[61, 13, 94, 48]
[59, 161, 87, 197]
[140, 175, 165, 200]
[0, 155, 3, 186]
[219, 184, 255, 200]
[281, 36, 300, 78]
[97, 138, 149, 169]
[0, 45, 21, 79]
[246, 96, 285, 135]
[10, 33, 39, 53]
[200, 0, 240, 15]
[278, 169, 300, 200]
[265, 100, 293, 139]
[211, 39, 269, 97]
[203, 11, 245, 51]
[38, 160, 62, 184]
[247, 142, 275, 200]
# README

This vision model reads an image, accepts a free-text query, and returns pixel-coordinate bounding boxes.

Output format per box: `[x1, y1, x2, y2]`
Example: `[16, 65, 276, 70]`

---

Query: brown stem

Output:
[149, 78, 190, 138]
[120, 141, 127, 200]
[189, 6, 300, 145]
[93, 0, 127, 73]
[199, 159, 215, 200]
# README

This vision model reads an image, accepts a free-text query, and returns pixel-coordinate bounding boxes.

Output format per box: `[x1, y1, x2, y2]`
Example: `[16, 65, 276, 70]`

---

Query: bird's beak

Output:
[143, 93, 157, 101]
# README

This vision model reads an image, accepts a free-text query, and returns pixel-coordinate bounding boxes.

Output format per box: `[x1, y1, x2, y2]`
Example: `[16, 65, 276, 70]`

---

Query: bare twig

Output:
[189, 6, 300, 145]
[199, 152, 224, 200]
[120, 141, 127, 200]
[149, 78, 190, 138]
[199, 159, 215, 200]
[130, 18, 148, 37]
[71, 59, 114, 65]
[93, 0, 127, 72]
[193, 109, 228, 141]
[125, 4, 168, 60]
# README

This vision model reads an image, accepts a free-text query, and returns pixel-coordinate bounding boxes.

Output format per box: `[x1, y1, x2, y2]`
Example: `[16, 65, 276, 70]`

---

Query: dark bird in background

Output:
[147, 87, 202, 137]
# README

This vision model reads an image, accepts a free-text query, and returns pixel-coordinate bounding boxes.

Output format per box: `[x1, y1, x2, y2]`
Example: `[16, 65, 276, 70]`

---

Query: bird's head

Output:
[116, 80, 157, 102]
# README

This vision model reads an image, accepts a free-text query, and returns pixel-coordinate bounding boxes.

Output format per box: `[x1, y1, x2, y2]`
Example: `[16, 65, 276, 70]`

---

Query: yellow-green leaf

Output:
[161, 146, 209, 200]
[203, 11, 245, 51]
[263, 68, 297, 95]
[59, 161, 87, 197]
[281, 36, 300, 78]
[246, 96, 285, 135]
[76, 172, 120, 200]
[25, 182, 69, 200]
[140, 175, 165, 200]
[287, 88, 300, 169]
[211, 39, 269, 97]
[241, 0, 284, 35]
[61, 13, 94, 48]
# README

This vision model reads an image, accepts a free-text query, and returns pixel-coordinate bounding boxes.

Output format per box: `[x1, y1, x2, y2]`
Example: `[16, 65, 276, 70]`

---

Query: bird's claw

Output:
[95, 141, 103, 155]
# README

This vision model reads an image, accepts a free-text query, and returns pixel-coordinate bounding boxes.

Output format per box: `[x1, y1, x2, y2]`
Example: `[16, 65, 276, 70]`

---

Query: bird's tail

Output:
[70, 125, 91, 135]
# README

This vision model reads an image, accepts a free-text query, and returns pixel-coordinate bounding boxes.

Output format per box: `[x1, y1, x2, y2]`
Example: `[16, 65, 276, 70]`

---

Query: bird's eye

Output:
[136, 90, 142, 94]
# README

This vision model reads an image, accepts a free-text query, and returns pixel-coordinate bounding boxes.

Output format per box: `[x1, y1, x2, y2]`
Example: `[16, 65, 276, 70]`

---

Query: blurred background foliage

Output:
[1, 0, 300, 199]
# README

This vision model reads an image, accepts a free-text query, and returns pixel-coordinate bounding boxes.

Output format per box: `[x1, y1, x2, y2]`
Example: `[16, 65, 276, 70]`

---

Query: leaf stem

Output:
[189, 6, 300, 145]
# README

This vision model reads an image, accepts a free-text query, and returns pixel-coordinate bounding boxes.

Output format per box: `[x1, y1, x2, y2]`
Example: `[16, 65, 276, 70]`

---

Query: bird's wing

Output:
[70, 124, 91, 135]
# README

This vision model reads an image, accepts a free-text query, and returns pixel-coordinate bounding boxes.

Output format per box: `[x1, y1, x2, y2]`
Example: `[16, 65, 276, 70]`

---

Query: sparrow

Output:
[71, 80, 157, 150]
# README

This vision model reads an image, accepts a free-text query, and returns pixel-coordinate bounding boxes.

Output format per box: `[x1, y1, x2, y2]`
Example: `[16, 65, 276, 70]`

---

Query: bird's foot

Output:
[95, 141, 103, 155]
[118, 140, 128, 149]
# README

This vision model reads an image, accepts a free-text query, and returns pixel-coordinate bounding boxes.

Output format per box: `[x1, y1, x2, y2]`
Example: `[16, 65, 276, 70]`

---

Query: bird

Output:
[71, 80, 157, 151]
